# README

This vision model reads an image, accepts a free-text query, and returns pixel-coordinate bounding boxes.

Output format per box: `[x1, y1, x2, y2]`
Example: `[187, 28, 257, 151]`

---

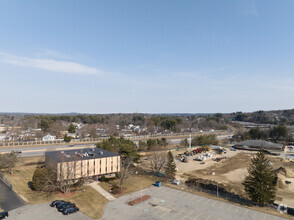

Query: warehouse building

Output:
[45, 148, 120, 181]
[234, 140, 283, 152]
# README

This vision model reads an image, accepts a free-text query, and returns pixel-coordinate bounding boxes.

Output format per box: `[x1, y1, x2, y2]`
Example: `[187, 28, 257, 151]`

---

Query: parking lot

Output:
[0, 179, 25, 211]
[8, 203, 91, 220]
[102, 186, 286, 220]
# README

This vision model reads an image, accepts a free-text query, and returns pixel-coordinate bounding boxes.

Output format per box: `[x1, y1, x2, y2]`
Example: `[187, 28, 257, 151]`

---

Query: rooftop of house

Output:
[45, 147, 119, 162]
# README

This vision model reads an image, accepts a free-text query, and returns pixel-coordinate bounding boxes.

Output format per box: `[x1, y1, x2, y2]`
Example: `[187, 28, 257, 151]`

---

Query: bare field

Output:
[175, 150, 294, 207]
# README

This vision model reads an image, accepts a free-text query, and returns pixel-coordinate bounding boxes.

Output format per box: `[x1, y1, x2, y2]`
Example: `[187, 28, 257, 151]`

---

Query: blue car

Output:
[62, 207, 79, 215]
[0, 211, 8, 219]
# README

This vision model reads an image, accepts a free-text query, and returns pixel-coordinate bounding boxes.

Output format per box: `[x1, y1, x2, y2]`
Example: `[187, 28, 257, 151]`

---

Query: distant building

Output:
[0, 134, 10, 142]
[66, 133, 78, 138]
[42, 134, 56, 141]
[234, 140, 283, 151]
[45, 148, 120, 181]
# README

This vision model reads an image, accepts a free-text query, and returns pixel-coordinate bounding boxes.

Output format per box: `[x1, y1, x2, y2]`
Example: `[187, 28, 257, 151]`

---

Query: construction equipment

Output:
[201, 146, 210, 152]
[192, 148, 202, 155]
[184, 151, 191, 156]
[183, 156, 188, 163]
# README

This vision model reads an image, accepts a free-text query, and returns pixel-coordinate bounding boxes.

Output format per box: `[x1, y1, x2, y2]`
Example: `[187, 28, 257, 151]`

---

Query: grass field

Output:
[99, 172, 157, 198]
[5, 165, 108, 219]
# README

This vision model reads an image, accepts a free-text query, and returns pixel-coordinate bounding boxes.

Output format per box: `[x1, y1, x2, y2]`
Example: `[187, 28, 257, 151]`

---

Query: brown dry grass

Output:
[5, 165, 107, 219]
[99, 173, 157, 198]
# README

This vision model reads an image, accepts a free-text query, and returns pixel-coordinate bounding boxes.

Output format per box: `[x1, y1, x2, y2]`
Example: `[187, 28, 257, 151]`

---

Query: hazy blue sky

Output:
[0, 0, 293, 113]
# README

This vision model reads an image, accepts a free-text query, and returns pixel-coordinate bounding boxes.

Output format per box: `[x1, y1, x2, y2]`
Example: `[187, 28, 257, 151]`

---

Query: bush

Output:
[32, 167, 56, 192]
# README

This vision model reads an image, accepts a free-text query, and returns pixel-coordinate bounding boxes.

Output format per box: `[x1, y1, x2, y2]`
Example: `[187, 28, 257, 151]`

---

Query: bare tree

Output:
[55, 155, 78, 194]
[0, 152, 18, 175]
[149, 151, 167, 174]
[117, 157, 132, 189]
[49, 121, 66, 138]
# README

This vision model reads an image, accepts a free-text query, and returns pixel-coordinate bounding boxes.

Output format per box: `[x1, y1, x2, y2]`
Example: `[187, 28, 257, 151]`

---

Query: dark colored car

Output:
[57, 202, 74, 209]
[50, 200, 65, 207]
[62, 207, 79, 215]
[58, 203, 76, 212]
[0, 211, 8, 219]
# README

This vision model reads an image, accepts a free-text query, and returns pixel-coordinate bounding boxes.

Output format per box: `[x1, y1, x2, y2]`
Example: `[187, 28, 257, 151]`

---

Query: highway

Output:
[0, 133, 231, 157]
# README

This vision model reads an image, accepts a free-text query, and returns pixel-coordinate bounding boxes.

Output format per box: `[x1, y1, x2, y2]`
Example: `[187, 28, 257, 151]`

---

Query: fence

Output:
[186, 178, 251, 205]
[0, 131, 220, 147]
[0, 173, 13, 190]
[186, 178, 294, 216]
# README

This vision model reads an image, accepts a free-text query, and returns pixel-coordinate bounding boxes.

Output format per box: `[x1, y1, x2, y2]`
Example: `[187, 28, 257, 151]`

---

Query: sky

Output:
[0, 0, 294, 114]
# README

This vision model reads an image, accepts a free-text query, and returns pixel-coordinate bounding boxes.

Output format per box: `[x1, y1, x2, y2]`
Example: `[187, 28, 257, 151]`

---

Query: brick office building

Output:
[45, 148, 120, 181]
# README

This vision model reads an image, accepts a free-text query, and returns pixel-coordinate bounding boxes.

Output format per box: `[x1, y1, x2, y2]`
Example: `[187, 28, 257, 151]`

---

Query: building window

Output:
[87, 161, 89, 176]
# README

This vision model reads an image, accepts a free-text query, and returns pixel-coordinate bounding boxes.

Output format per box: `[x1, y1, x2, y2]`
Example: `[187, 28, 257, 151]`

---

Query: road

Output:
[0, 180, 26, 211]
[0, 144, 96, 157]
[0, 133, 232, 157]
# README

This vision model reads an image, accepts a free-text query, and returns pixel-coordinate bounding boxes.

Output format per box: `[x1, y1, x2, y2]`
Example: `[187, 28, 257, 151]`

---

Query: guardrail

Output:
[0, 131, 224, 147]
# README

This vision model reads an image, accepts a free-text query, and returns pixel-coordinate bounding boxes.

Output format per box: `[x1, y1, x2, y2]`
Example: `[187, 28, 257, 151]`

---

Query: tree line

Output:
[232, 125, 293, 143]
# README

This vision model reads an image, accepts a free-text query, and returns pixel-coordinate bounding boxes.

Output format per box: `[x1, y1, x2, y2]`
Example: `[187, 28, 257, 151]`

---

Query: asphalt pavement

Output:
[0, 179, 25, 211]
[8, 203, 91, 220]
[102, 186, 286, 220]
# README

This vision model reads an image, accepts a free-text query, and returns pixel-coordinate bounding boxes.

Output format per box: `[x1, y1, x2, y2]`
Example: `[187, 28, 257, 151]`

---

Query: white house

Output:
[42, 134, 56, 141]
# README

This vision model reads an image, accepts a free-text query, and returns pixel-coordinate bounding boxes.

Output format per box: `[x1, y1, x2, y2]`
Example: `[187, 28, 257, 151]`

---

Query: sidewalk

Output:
[88, 182, 116, 201]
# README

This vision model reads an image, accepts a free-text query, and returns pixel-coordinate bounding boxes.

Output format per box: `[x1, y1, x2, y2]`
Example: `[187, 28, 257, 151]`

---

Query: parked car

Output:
[56, 201, 71, 209]
[58, 203, 76, 212]
[57, 202, 75, 210]
[50, 200, 65, 207]
[0, 211, 8, 219]
[172, 179, 181, 185]
[15, 150, 22, 154]
[62, 207, 79, 215]
[230, 147, 236, 151]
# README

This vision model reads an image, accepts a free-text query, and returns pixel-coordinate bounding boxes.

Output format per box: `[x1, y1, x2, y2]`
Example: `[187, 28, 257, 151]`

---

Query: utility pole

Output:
[189, 133, 192, 149]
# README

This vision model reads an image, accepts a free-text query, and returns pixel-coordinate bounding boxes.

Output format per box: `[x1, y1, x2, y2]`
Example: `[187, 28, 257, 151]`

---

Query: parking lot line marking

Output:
[205, 215, 212, 220]
[242, 209, 248, 216]
[204, 199, 210, 205]
[226, 205, 232, 211]
[193, 213, 201, 220]
[262, 214, 267, 220]
[197, 197, 204, 203]
[219, 203, 225, 208]
[185, 208, 194, 217]
[235, 207, 240, 213]
[211, 200, 218, 207]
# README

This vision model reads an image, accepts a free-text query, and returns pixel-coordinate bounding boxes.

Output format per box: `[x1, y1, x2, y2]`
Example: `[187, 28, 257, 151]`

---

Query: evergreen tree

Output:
[68, 123, 76, 133]
[242, 151, 277, 205]
[165, 151, 177, 179]
[64, 134, 72, 143]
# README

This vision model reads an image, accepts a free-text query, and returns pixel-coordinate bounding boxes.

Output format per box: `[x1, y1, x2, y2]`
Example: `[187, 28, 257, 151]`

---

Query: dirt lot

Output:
[5, 165, 108, 219]
[174, 149, 294, 207]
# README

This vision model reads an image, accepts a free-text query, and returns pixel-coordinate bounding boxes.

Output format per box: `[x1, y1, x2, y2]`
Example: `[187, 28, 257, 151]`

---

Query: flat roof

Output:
[235, 140, 283, 150]
[45, 147, 119, 162]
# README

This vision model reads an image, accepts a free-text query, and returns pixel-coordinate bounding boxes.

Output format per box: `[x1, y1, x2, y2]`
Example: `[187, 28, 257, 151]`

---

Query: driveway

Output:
[8, 203, 92, 220]
[102, 186, 286, 220]
[0, 180, 25, 211]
